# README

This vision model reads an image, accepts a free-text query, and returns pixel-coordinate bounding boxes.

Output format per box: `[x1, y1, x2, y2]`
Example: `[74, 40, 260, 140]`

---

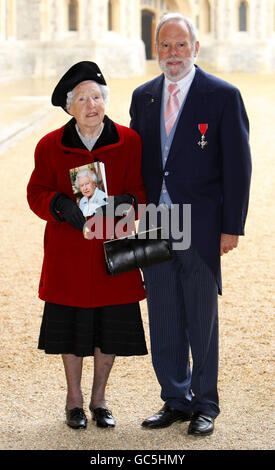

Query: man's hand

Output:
[220, 233, 239, 256]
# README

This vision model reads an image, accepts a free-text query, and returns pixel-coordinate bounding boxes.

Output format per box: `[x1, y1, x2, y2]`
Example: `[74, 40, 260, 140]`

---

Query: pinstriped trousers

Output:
[142, 246, 220, 418]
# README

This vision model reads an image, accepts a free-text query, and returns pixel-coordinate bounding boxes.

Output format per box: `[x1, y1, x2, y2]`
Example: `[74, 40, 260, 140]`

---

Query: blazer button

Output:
[164, 171, 169, 176]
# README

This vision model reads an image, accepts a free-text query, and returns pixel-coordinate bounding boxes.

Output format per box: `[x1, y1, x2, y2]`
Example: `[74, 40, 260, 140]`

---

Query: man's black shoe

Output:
[141, 404, 192, 429]
[188, 412, 214, 436]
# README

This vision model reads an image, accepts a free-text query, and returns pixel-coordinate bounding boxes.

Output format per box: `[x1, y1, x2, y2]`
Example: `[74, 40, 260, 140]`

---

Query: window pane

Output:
[239, 1, 247, 32]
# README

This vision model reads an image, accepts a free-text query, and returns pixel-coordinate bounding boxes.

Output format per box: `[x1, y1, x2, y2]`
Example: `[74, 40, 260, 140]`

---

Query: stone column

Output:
[40, 0, 50, 41]
[47, 0, 60, 41]
[253, 0, 267, 41]
[88, 0, 108, 39]
[133, 0, 141, 38]
[79, 0, 105, 41]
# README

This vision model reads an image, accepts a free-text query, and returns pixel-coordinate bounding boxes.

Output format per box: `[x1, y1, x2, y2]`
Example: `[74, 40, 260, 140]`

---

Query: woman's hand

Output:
[97, 194, 136, 217]
[54, 194, 86, 231]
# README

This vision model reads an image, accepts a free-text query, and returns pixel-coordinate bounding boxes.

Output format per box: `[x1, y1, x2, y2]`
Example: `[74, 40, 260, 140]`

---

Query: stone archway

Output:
[141, 9, 156, 59]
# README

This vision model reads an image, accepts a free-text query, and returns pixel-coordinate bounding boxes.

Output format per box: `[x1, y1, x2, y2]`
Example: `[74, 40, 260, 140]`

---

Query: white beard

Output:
[158, 56, 194, 81]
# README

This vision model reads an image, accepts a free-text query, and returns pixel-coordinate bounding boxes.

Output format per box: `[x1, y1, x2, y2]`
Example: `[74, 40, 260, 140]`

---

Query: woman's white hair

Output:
[155, 13, 198, 53]
[75, 169, 97, 189]
[66, 82, 110, 111]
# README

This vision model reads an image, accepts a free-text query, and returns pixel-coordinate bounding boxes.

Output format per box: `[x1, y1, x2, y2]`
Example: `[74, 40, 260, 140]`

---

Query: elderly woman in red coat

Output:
[27, 61, 147, 430]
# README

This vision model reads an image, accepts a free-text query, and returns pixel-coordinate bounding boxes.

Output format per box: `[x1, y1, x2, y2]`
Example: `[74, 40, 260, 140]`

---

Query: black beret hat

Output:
[51, 61, 107, 110]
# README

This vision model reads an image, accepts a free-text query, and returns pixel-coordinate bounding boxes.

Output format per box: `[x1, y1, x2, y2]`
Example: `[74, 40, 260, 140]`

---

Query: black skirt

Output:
[38, 302, 148, 357]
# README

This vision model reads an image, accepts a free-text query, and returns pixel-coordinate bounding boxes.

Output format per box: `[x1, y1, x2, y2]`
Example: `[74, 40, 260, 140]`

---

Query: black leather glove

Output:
[54, 194, 86, 231]
[96, 193, 137, 217]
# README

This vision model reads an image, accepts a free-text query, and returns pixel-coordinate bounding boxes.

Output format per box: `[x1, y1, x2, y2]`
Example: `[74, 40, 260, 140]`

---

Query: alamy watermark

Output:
[83, 203, 191, 251]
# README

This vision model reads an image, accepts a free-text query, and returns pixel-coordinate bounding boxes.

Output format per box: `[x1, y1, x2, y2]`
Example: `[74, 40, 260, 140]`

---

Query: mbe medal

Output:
[198, 123, 208, 149]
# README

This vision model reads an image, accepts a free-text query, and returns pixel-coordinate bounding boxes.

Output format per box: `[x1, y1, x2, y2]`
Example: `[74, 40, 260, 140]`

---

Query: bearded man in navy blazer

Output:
[130, 13, 251, 436]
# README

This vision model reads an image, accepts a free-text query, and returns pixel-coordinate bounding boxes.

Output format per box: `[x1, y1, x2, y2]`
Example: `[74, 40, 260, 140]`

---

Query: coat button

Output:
[164, 171, 169, 176]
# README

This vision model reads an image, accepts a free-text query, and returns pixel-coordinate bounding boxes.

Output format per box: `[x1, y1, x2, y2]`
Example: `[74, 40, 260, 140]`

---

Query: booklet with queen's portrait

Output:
[69, 162, 108, 217]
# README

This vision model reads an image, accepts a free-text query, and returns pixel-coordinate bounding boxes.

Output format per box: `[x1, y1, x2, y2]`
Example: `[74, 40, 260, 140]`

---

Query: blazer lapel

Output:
[145, 74, 164, 170]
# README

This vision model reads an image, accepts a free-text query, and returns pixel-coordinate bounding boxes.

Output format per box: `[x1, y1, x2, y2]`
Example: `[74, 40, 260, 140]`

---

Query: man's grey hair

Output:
[155, 13, 198, 52]
[75, 169, 97, 189]
[66, 82, 110, 110]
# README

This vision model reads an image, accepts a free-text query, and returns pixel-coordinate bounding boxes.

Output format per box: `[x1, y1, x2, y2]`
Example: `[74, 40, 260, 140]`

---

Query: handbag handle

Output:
[109, 193, 138, 239]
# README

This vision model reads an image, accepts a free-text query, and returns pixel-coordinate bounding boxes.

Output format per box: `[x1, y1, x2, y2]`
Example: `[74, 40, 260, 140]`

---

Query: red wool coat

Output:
[27, 119, 146, 308]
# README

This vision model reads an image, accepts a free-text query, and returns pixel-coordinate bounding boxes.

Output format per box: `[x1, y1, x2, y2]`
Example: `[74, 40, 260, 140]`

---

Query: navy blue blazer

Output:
[130, 65, 252, 293]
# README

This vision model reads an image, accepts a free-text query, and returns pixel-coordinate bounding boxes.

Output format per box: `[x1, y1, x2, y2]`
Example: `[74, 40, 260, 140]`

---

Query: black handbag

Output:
[103, 227, 172, 275]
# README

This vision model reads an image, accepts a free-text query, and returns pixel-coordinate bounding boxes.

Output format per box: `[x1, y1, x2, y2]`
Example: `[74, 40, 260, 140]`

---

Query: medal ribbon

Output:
[198, 123, 208, 135]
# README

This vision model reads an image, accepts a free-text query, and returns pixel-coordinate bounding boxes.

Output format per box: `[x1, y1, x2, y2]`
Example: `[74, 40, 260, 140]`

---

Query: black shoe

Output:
[141, 404, 192, 429]
[188, 412, 214, 436]
[89, 405, 115, 428]
[65, 407, 87, 429]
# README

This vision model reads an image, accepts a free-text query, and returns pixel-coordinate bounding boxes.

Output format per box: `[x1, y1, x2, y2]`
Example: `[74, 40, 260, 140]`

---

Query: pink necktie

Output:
[165, 83, 180, 135]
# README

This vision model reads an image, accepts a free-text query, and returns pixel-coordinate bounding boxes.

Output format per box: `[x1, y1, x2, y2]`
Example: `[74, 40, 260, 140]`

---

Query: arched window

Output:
[68, 0, 78, 31]
[108, 0, 112, 30]
[239, 1, 247, 32]
[107, 0, 120, 33]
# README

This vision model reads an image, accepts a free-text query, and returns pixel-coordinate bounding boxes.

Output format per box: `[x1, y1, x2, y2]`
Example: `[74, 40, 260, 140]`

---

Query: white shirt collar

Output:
[164, 65, 196, 91]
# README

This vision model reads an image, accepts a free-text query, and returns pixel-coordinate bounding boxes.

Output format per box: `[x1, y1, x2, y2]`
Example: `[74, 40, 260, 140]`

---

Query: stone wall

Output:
[198, 0, 275, 73]
[16, 0, 41, 40]
[0, 0, 146, 81]
[0, 36, 145, 82]
[1, 0, 275, 81]
[198, 40, 275, 74]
